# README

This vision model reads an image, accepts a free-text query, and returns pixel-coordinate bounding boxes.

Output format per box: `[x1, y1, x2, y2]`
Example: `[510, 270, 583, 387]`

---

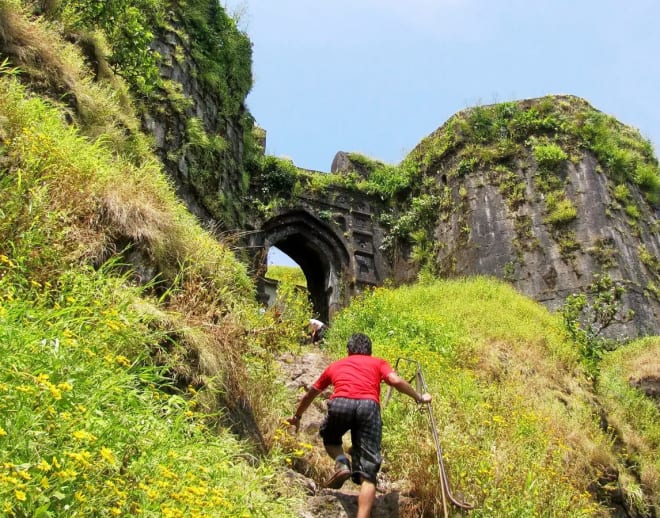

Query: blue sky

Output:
[226, 0, 660, 265]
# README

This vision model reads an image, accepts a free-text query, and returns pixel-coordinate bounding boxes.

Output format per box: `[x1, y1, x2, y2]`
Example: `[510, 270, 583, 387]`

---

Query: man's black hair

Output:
[347, 333, 372, 355]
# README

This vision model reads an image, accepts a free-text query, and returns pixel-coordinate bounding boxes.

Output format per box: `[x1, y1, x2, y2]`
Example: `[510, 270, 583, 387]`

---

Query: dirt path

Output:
[278, 349, 418, 518]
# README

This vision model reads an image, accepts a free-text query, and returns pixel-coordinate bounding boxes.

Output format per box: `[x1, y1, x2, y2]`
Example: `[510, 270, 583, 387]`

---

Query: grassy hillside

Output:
[0, 22, 307, 516]
[321, 278, 659, 516]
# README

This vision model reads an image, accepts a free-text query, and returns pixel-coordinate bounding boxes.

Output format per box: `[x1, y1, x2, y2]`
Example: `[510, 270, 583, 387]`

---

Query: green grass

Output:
[0, 266, 302, 517]
[322, 277, 630, 516]
[0, 52, 305, 518]
[267, 265, 307, 287]
[597, 337, 660, 515]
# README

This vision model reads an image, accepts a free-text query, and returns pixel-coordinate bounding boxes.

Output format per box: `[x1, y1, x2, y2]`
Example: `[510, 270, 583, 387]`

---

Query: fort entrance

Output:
[249, 188, 391, 322]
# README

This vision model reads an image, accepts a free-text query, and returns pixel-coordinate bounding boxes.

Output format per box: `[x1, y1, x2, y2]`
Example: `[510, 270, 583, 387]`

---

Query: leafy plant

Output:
[545, 196, 578, 226]
[56, 0, 164, 94]
[533, 142, 568, 170]
[561, 274, 633, 375]
[613, 183, 631, 203]
[254, 156, 299, 199]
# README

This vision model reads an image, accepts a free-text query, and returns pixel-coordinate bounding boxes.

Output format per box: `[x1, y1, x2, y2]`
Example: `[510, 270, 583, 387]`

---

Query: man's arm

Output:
[287, 386, 322, 430]
[385, 372, 432, 403]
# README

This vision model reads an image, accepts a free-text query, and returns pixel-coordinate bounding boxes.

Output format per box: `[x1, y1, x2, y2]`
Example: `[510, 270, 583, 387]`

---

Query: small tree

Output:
[561, 273, 634, 375]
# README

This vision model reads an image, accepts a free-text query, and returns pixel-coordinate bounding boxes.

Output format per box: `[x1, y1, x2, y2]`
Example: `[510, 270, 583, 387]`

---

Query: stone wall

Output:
[434, 152, 660, 337]
[249, 185, 391, 321]
[143, 27, 247, 229]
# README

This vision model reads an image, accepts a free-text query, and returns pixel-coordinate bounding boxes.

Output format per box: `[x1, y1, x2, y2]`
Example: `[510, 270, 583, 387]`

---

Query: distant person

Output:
[309, 318, 326, 344]
[288, 333, 432, 518]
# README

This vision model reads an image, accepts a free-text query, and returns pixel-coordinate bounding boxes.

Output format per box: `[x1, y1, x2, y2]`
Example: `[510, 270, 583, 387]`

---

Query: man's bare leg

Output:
[357, 479, 376, 518]
[324, 443, 344, 461]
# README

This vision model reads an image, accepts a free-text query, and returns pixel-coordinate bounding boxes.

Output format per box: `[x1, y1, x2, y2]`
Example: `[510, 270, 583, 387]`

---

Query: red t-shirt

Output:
[312, 355, 394, 403]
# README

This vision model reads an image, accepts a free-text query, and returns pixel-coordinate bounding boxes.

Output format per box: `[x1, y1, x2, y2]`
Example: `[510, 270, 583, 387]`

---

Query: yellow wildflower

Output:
[14, 489, 26, 501]
[105, 320, 121, 331]
[16, 471, 31, 481]
[65, 451, 92, 467]
[40, 476, 50, 489]
[100, 447, 115, 464]
[57, 382, 73, 392]
[115, 355, 131, 368]
[72, 430, 97, 442]
[0, 427, 7, 437]
[48, 385, 62, 400]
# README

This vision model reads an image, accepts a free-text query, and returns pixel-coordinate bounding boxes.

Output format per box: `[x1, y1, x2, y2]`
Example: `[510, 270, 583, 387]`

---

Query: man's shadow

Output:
[330, 489, 402, 518]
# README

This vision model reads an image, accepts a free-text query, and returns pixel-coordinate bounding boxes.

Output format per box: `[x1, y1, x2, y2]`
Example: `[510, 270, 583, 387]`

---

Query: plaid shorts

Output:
[319, 397, 382, 484]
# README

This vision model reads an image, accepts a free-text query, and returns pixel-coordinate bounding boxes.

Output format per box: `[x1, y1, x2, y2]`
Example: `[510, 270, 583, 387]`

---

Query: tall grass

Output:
[597, 338, 660, 516]
[325, 277, 615, 516]
[0, 56, 306, 517]
[0, 264, 302, 517]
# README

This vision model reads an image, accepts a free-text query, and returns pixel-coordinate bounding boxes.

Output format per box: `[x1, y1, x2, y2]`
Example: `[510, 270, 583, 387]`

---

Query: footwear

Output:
[325, 466, 351, 489]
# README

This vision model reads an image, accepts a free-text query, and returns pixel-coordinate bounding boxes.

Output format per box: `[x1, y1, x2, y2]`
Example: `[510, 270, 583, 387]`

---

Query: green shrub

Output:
[57, 0, 164, 94]
[255, 156, 299, 198]
[634, 162, 660, 203]
[625, 204, 641, 219]
[533, 143, 568, 170]
[545, 197, 578, 225]
[613, 183, 631, 202]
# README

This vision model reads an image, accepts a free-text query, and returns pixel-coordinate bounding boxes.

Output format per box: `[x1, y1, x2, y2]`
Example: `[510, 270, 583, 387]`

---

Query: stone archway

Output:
[259, 209, 351, 322]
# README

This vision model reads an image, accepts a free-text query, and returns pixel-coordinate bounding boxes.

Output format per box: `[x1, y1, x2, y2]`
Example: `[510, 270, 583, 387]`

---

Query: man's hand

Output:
[287, 414, 301, 431]
[418, 393, 432, 404]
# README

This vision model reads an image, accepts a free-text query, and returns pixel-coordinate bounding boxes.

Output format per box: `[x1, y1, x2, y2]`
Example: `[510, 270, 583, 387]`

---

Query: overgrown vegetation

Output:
[561, 274, 634, 376]
[0, 264, 301, 517]
[1, 0, 658, 516]
[317, 278, 659, 516]
[1, 0, 255, 233]
[0, 51, 306, 516]
[596, 338, 660, 515]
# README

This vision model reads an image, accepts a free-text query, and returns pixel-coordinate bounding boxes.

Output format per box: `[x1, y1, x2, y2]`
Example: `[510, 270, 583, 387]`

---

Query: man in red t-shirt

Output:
[288, 333, 432, 518]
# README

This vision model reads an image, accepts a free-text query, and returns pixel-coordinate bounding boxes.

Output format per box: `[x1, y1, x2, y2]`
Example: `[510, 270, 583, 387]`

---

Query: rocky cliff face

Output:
[435, 152, 659, 337]
[142, 16, 252, 231]
[398, 97, 660, 338]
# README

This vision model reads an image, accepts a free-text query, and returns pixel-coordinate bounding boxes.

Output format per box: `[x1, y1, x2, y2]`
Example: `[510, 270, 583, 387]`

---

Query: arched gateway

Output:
[248, 189, 391, 322]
